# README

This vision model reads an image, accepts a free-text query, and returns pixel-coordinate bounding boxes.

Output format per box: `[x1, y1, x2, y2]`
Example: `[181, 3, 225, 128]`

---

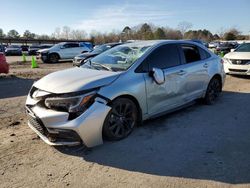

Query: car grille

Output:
[26, 110, 48, 136]
[230, 59, 250, 65]
[228, 69, 247, 73]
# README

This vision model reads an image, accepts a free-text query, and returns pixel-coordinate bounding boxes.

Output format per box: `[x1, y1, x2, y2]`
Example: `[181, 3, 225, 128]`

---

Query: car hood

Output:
[38, 49, 49, 53]
[224, 52, 250, 60]
[33, 67, 122, 94]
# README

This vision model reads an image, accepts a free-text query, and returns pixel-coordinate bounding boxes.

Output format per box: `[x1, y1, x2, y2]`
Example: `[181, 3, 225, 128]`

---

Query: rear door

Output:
[68, 43, 81, 58]
[60, 43, 80, 59]
[142, 43, 189, 116]
[178, 44, 210, 102]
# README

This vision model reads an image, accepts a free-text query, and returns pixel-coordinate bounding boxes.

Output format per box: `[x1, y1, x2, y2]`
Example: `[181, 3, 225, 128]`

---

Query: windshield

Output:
[91, 44, 113, 53]
[235, 43, 250, 52]
[81, 43, 152, 71]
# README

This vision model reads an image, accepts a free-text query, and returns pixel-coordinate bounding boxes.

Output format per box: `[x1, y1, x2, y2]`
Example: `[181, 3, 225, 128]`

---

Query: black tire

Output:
[204, 77, 222, 105]
[103, 98, 138, 141]
[48, 53, 59, 63]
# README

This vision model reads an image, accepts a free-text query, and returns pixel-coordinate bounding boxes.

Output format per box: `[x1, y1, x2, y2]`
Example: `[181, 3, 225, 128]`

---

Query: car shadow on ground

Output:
[57, 90, 250, 184]
[0, 76, 34, 99]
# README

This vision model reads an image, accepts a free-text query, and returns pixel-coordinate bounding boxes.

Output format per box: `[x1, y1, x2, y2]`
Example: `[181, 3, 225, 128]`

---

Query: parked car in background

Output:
[5, 45, 22, 56]
[39, 42, 92, 63]
[26, 40, 225, 147]
[21, 45, 29, 52]
[215, 42, 238, 55]
[36, 44, 54, 58]
[73, 42, 123, 66]
[40, 44, 54, 49]
[223, 42, 250, 75]
[0, 44, 5, 52]
[29, 44, 54, 55]
[209, 42, 220, 48]
[0, 53, 9, 74]
[29, 45, 41, 55]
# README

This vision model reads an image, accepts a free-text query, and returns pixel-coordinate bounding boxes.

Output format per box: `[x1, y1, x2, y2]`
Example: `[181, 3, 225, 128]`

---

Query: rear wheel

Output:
[204, 77, 222, 105]
[48, 53, 59, 63]
[103, 98, 138, 141]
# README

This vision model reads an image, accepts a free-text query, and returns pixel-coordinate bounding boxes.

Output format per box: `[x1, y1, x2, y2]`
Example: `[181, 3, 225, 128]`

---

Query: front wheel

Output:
[103, 98, 138, 141]
[48, 53, 59, 63]
[204, 77, 222, 105]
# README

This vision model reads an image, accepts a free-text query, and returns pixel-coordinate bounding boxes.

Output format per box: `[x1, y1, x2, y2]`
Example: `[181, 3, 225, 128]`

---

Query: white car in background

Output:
[208, 42, 220, 48]
[39, 42, 92, 63]
[223, 43, 250, 75]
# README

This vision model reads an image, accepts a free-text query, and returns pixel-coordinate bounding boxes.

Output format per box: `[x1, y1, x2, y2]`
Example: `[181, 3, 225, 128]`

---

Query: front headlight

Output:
[222, 58, 231, 64]
[45, 92, 95, 113]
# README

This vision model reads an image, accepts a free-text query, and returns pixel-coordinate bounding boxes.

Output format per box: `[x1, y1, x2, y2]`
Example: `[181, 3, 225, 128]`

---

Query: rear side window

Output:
[64, 43, 79, 48]
[146, 44, 181, 69]
[68, 43, 79, 48]
[199, 47, 211, 60]
[181, 45, 201, 63]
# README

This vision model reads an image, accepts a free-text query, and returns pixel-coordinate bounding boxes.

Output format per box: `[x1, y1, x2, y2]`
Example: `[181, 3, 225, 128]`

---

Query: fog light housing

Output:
[47, 128, 82, 143]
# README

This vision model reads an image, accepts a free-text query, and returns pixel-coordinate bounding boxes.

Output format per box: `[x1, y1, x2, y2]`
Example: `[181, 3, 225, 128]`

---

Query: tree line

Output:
[0, 22, 249, 44]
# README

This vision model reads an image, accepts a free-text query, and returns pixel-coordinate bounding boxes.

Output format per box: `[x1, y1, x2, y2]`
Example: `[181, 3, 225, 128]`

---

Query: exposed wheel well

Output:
[108, 95, 143, 125]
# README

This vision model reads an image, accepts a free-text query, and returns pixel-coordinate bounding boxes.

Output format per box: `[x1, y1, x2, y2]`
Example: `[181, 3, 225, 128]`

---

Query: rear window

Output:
[181, 45, 201, 63]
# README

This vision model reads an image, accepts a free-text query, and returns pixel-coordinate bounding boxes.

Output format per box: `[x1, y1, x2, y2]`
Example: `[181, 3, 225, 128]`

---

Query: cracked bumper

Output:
[26, 96, 111, 147]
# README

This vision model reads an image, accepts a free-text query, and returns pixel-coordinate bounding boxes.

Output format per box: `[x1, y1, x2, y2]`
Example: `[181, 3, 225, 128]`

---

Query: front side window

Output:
[145, 44, 181, 70]
[68, 43, 79, 48]
[181, 45, 201, 63]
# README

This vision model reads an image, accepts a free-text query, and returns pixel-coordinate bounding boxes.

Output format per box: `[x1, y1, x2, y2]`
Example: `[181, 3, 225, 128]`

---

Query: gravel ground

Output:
[0, 58, 250, 188]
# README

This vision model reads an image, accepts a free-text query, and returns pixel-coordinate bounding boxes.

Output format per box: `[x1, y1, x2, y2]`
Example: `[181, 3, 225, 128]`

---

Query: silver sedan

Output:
[25, 40, 225, 147]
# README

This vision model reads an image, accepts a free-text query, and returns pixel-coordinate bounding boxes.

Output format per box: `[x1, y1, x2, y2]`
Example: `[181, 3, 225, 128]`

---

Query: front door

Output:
[142, 44, 188, 116]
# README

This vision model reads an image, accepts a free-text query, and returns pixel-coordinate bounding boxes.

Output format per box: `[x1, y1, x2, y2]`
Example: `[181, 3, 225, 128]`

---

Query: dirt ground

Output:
[0, 56, 250, 188]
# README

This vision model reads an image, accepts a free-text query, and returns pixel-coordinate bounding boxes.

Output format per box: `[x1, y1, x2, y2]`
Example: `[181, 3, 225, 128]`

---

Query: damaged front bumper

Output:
[26, 96, 111, 147]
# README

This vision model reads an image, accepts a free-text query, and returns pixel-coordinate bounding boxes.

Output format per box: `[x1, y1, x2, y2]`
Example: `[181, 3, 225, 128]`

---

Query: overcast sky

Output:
[1, 0, 250, 35]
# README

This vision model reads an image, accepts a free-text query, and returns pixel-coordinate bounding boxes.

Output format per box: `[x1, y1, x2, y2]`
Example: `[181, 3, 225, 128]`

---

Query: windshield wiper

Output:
[92, 62, 113, 71]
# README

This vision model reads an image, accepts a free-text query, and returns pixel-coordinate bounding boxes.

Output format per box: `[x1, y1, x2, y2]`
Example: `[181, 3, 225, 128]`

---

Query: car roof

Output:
[104, 42, 122, 46]
[119, 40, 203, 47]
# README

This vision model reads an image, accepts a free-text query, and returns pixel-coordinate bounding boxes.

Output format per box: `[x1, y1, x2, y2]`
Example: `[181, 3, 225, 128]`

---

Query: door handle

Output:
[177, 70, 186, 75]
[203, 63, 209, 68]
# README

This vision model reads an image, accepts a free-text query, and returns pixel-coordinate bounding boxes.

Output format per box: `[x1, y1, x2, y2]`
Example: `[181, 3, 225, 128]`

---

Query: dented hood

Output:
[34, 67, 121, 94]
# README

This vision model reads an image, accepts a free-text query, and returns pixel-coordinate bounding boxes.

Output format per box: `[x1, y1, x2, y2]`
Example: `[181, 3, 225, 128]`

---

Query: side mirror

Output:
[230, 49, 235, 52]
[150, 68, 165, 85]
